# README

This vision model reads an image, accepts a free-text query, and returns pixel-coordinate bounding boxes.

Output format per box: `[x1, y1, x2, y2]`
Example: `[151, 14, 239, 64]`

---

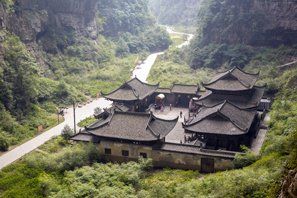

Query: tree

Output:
[61, 125, 74, 140]
[0, 134, 9, 151]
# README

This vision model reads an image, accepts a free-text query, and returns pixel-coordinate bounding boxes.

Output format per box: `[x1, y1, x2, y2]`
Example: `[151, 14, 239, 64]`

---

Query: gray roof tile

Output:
[203, 67, 259, 91]
[195, 86, 265, 109]
[102, 77, 158, 101]
[171, 84, 199, 94]
[184, 101, 256, 135]
[84, 110, 178, 142]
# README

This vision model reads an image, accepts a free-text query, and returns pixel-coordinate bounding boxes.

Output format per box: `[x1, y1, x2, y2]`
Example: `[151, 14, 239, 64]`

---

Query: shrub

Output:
[0, 134, 9, 151]
[61, 125, 74, 140]
[234, 146, 259, 168]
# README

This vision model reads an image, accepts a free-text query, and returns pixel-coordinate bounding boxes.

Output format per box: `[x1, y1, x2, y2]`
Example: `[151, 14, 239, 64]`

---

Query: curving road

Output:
[0, 27, 194, 170]
[0, 99, 112, 170]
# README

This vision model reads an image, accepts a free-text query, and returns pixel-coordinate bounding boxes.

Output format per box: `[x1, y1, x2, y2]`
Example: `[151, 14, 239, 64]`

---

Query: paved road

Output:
[0, 27, 193, 170]
[0, 98, 112, 170]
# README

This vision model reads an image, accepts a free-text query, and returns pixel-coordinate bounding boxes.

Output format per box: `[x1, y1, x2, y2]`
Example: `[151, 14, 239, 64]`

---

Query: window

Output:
[104, 148, 111, 155]
[139, 152, 147, 158]
[122, 150, 129, 157]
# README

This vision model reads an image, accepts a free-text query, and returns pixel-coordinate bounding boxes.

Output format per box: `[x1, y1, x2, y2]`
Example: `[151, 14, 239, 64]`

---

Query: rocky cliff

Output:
[279, 170, 297, 198]
[148, 0, 201, 26]
[197, 0, 297, 47]
[0, 0, 100, 74]
[4, 0, 98, 41]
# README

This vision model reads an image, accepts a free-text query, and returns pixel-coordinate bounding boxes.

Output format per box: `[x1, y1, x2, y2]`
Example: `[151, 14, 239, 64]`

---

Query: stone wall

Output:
[98, 140, 234, 172]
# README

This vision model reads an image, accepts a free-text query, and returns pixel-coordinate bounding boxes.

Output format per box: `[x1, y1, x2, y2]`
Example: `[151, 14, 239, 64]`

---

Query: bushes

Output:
[61, 125, 74, 140]
[25, 143, 101, 173]
[188, 43, 254, 69]
[0, 133, 9, 151]
[234, 146, 259, 168]
[77, 117, 97, 127]
[50, 159, 152, 198]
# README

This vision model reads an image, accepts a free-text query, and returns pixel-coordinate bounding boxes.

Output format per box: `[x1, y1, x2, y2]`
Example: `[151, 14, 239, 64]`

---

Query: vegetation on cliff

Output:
[188, 0, 297, 70]
[148, 0, 201, 27]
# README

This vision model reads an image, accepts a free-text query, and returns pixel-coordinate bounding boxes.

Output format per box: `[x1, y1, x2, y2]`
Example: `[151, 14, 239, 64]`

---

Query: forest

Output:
[0, 0, 297, 197]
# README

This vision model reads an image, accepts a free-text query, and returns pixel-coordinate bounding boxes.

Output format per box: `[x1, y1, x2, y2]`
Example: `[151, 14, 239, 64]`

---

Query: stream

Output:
[132, 27, 194, 82]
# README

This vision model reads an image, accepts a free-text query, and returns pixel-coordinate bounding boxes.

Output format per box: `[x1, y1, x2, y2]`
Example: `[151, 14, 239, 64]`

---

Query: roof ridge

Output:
[234, 66, 260, 76]
[217, 111, 247, 131]
[115, 111, 150, 116]
[131, 88, 140, 99]
[146, 113, 161, 138]
[172, 83, 199, 87]
[151, 113, 179, 122]
[133, 76, 159, 87]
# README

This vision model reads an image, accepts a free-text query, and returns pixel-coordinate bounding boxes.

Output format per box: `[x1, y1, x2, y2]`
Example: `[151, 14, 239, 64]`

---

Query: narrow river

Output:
[132, 27, 194, 82]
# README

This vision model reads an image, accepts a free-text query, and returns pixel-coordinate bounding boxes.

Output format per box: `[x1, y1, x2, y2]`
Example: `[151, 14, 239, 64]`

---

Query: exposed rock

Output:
[198, 0, 297, 47]
[0, 0, 99, 76]
[279, 170, 297, 198]
[14, 0, 98, 39]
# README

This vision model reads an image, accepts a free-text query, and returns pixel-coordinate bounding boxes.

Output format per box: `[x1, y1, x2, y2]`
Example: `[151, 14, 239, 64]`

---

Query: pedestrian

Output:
[180, 111, 182, 118]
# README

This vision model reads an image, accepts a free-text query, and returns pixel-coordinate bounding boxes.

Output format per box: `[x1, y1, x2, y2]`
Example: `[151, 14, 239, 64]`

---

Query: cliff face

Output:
[279, 170, 297, 198]
[6, 0, 98, 42]
[148, 0, 201, 26]
[0, 0, 99, 74]
[198, 0, 297, 47]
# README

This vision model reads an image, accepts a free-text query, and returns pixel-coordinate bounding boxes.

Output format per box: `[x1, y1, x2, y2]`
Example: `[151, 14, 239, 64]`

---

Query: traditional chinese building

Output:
[101, 77, 159, 112]
[195, 67, 265, 110]
[72, 66, 267, 172]
[183, 101, 259, 151]
[184, 67, 265, 151]
[154, 83, 200, 107]
[72, 108, 236, 173]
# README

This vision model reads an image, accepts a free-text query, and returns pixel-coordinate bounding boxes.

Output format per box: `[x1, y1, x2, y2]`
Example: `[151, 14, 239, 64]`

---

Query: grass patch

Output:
[78, 116, 97, 127]
[147, 49, 214, 87]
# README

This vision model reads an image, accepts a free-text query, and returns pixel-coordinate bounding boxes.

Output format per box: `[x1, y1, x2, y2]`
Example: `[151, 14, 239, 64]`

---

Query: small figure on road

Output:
[170, 104, 172, 111]
[180, 111, 182, 118]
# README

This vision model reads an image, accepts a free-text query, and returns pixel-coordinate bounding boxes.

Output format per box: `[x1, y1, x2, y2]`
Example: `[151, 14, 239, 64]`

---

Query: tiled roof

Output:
[113, 103, 130, 112]
[171, 83, 199, 94]
[102, 77, 159, 101]
[195, 86, 265, 109]
[203, 67, 259, 91]
[84, 110, 178, 142]
[71, 132, 95, 142]
[160, 143, 236, 159]
[155, 88, 171, 94]
[184, 101, 256, 135]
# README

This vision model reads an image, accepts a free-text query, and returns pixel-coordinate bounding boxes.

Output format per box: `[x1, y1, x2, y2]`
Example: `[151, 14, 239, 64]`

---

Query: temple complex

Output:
[72, 67, 267, 172]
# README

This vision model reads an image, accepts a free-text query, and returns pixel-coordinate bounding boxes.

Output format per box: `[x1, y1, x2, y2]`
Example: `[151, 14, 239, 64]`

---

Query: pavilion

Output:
[183, 101, 259, 151]
[101, 77, 159, 112]
[194, 67, 265, 110]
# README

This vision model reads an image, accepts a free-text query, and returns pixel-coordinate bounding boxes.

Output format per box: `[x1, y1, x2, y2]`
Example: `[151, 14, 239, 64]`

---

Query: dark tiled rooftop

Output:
[195, 86, 265, 109]
[160, 143, 235, 159]
[171, 84, 199, 95]
[71, 132, 95, 142]
[84, 111, 178, 142]
[184, 101, 256, 135]
[203, 67, 259, 91]
[155, 88, 171, 94]
[102, 77, 158, 101]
